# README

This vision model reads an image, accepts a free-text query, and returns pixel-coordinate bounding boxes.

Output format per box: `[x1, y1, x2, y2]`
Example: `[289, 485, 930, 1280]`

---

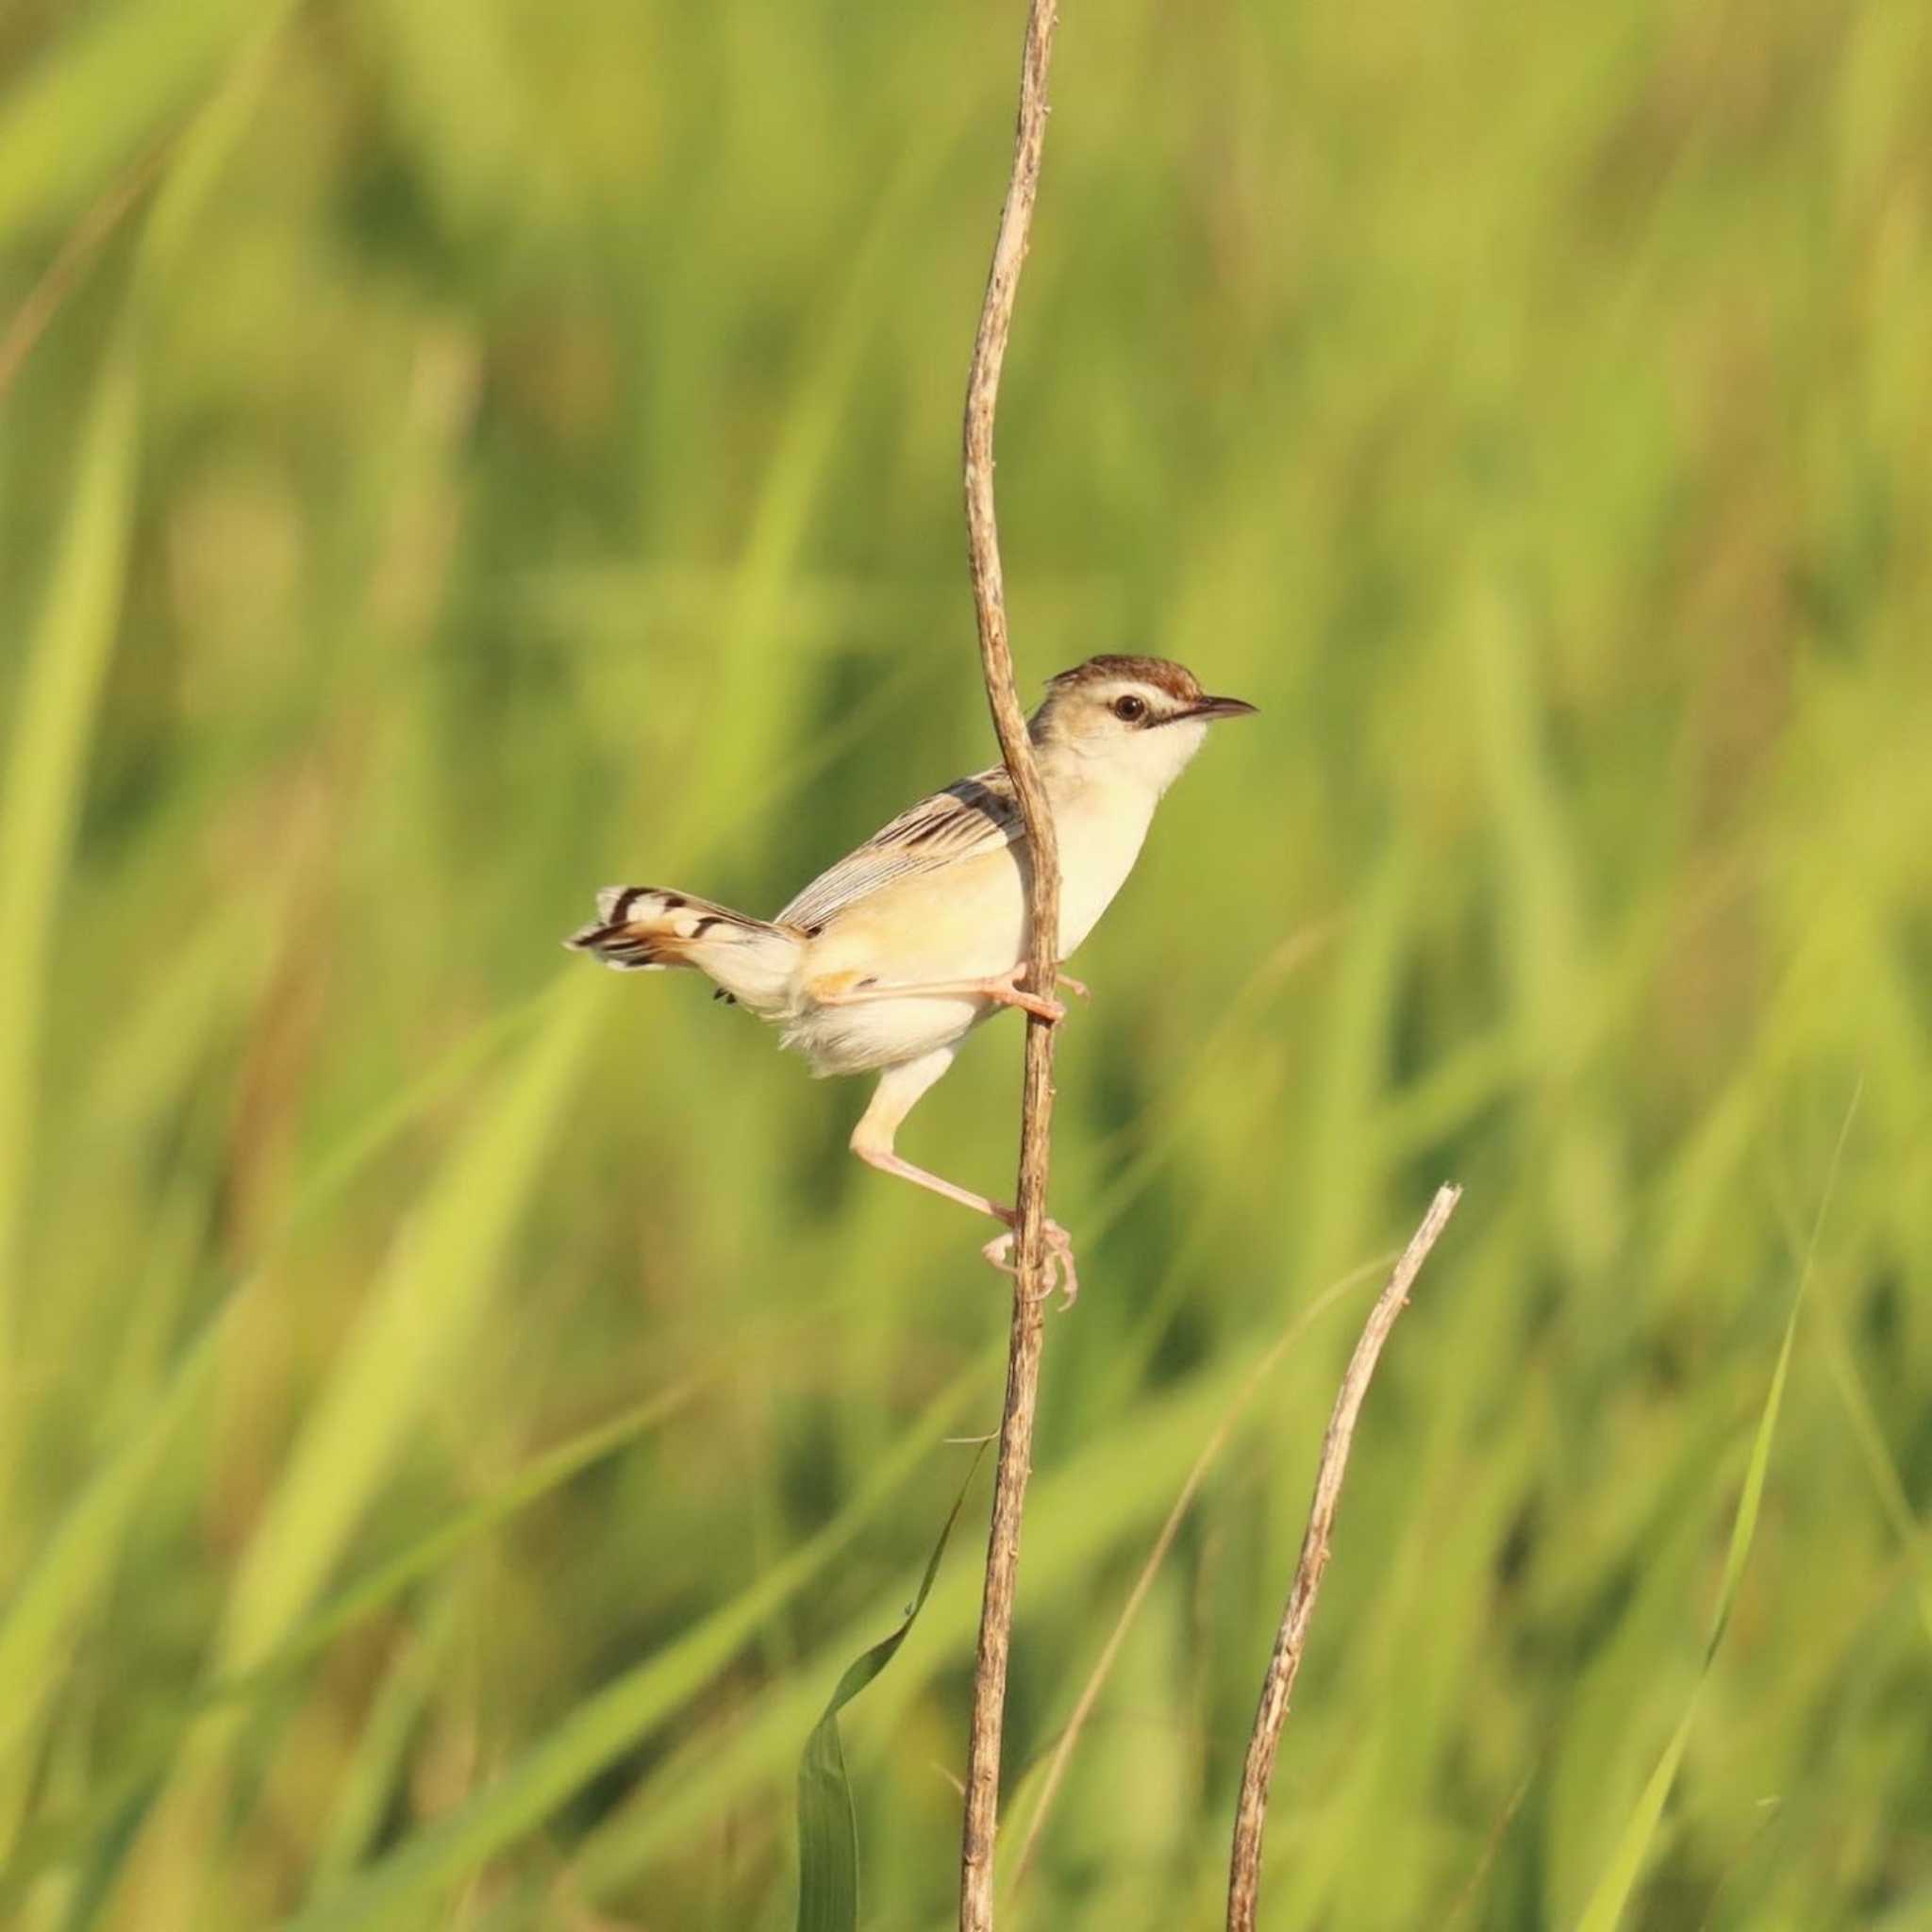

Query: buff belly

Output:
[777, 794, 1151, 1077]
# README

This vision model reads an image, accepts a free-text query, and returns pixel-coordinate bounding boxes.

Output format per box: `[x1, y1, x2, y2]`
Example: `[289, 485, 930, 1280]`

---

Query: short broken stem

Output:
[1225, 1183, 1464, 1931]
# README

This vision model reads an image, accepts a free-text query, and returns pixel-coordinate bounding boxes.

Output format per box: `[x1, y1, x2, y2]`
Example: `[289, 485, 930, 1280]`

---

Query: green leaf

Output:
[567, 1341, 1297, 1906]
[796, 1446, 983, 1932]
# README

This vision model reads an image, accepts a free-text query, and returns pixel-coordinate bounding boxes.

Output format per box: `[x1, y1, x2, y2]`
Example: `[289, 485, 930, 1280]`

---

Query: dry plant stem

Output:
[958, 4, 1061, 1931]
[1226, 1184, 1463, 1932]
[1009, 1250, 1395, 1890]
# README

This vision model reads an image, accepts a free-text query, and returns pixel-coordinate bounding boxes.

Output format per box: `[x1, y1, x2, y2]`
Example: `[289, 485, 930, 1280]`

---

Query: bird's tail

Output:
[565, 887, 799, 1013]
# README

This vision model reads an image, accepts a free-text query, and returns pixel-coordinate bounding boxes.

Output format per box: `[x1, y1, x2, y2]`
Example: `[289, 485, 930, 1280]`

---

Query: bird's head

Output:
[1029, 655, 1257, 796]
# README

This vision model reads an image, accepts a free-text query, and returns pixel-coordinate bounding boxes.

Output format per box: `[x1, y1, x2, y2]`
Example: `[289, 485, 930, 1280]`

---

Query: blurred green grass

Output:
[2, 0, 1930, 1926]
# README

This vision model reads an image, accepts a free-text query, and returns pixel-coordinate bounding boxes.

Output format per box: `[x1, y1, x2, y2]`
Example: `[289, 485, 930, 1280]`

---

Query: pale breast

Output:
[1053, 782, 1154, 956]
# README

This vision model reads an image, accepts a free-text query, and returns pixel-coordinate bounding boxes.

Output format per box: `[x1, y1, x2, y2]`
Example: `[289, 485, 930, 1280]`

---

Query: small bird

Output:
[566, 655, 1256, 1299]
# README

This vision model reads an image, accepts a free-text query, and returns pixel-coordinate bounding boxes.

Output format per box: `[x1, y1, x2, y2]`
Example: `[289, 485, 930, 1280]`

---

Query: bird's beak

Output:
[1177, 694, 1258, 723]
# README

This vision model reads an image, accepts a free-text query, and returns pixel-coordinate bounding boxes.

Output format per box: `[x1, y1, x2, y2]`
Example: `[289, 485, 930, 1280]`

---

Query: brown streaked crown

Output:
[1045, 655, 1204, 705]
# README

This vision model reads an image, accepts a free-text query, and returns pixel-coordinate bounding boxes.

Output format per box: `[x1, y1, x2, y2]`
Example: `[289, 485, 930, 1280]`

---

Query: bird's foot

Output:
[984, 963, 1066, 1024]
[981, 1217, 1080, 1308]
[1056, 971, 1091, 1002]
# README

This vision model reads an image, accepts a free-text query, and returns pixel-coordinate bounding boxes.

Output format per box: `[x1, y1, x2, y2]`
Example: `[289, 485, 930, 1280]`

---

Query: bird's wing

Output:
[776, 764, 1024, 932]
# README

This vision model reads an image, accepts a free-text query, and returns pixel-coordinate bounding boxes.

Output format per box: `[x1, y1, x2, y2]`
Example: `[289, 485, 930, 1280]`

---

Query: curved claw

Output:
[980, 1218, 1080, 1308]
[993, 964, 1067, 1024]
[1013, 991, 1067, 1024]
[1056, 972, 1091, 1003]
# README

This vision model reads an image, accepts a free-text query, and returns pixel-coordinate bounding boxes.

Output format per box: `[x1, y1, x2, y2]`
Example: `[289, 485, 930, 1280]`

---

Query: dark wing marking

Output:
[776, 765, 1024, 931]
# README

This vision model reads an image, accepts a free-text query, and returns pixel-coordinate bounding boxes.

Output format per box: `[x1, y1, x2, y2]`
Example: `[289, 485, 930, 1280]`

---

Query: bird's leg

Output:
[850, 1052, 1079, 1306]
[855, 1144, 1011, 1222]
[808, 964, 1066, 1025]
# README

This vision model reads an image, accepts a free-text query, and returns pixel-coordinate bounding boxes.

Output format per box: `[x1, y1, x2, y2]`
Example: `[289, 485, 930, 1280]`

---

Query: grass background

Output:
[3, 0, 1930, 1926]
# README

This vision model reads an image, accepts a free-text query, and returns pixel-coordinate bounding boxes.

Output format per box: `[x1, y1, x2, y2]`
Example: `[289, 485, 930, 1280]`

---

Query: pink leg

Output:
[854, 1143, 1011, 1223]
[810, 963, 1066, 1024]
[850, 1051, 1079, 1306]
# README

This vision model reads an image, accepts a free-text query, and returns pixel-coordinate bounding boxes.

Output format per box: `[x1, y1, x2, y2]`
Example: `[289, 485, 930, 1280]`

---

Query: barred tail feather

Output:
[564, 886, 799, 1013]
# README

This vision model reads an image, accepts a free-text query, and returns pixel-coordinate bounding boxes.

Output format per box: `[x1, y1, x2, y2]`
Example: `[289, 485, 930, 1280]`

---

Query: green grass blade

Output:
[1814, 1298, 1932, 1651]
[796, 1446, 982, 1932]
[0, 1317, 218, 1854]
[566, 1337, 1326, 1907]
[87, 980, 603, 1912]
[275, 997, 545, 1241]
[275, 1359, 992, 1932]
[0, 0, 255, 238]
[0, 341, 136, 1469]
[215, 975, 603, 1678]
[0, 986, 554, 1870]
[227, 1370, 706, 1690]
[1573, 1098, 1858, 1932]
[307, 1590, 459, 1892]
[134, 0, 295, 281]
[0, 1357, 709, 1907]
[1696, 1293, 1798, 1672]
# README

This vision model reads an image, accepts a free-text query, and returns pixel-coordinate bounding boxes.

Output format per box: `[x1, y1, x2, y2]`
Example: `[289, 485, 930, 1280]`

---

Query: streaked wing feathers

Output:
[777, 765, 1024, 931]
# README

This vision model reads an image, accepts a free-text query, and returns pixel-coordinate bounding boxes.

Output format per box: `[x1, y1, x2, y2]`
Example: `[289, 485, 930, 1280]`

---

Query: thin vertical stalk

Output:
[958, 5, 1061, 1929]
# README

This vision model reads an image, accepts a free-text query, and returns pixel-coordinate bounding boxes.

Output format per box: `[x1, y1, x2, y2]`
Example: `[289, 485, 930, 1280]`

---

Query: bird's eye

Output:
[1111, 694, 1148, 724]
